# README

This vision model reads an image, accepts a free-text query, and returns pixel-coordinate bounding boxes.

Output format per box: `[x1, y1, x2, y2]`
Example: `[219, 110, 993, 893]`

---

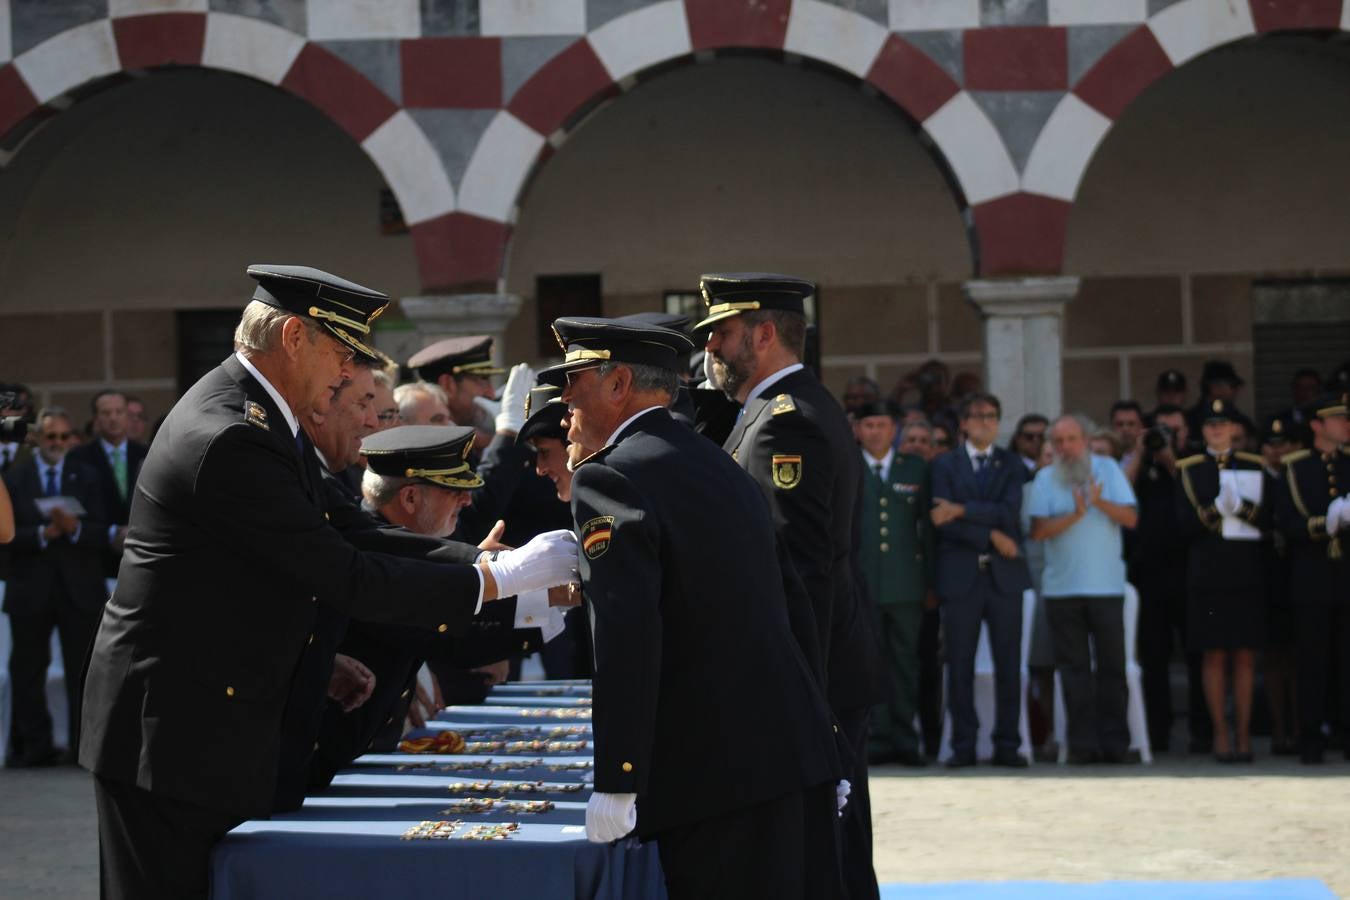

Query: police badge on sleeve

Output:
[581, 516, 614, 560]
[771, 454, 802, 490]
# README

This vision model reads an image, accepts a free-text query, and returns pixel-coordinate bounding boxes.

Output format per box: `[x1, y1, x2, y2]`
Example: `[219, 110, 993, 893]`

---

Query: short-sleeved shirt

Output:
[1025, 454, 1137, 598]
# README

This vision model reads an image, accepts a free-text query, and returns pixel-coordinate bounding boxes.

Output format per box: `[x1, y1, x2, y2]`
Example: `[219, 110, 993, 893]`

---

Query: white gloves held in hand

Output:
[486, 529, 578, 598]
[495, 363, 536, 434]
[1327, 496, 1348, 535]
[1215, 481, 1242, 518]
[586, 791, 637, 843]
[836, 779, 851, 816]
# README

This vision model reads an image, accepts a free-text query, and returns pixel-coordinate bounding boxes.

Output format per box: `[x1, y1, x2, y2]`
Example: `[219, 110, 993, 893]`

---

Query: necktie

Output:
[45, 466, 59, 497]
[874, 463, 884, 482]
[974, 453, 990, 489]
[111, 445, 128, 500]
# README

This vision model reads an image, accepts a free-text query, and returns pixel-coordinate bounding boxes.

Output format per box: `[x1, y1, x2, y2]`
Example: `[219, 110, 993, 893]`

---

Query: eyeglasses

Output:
[44, 432, 72, 441]
[564, 365, 602, 388]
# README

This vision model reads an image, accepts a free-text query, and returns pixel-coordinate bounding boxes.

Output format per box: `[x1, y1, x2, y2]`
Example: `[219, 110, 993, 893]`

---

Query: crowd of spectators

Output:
[846, 358, 1350, 767]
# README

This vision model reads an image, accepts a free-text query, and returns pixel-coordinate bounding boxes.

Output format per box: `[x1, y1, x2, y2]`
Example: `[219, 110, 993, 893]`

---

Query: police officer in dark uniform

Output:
[1275, 391, 1350, 763]
[78, 265, 580, 900]
[307, 425, 567, 791]
[545, 316, 841, 899]
[695, 273, 881, 900]
[1175, 398, 1272, 762]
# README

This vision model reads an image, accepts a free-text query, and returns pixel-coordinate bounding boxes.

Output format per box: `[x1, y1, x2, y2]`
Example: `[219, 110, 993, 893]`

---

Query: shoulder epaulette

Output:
[569, 444, 614, 471]
[1176, 454, 1207, 468]
[769, 393, 796, 416]
[243, 400, 270, 431]
[1281, 449, 1311, 466]
[1235, 452, 1266, 466]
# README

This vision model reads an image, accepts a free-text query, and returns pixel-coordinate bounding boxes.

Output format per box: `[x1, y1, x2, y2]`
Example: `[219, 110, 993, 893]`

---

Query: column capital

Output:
[400, 293, 523, 337]
[964, 276, 1080, 318]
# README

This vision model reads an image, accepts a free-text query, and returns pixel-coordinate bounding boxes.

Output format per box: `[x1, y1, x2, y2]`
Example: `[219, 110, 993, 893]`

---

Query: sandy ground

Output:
[3, 752, 1347, 898]
[871, 751, 1350, 895]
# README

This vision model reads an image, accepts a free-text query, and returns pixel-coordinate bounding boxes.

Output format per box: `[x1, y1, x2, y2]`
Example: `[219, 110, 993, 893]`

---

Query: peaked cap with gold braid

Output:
[360, 424, 484, 490]
[691, 272, 815, 332]
[537, 316, 694, 388]
[246, 264, 388, 364]
[407, 335, 506, 381]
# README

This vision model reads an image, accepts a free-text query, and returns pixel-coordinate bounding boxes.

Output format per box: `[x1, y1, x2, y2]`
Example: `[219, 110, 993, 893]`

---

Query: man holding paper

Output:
[3, 406, 107, 767]
[1176, 398, 1272, 762]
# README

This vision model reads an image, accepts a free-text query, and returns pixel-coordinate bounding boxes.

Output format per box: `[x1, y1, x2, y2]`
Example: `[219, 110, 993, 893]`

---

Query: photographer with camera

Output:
[1127, 404, 1210, 754]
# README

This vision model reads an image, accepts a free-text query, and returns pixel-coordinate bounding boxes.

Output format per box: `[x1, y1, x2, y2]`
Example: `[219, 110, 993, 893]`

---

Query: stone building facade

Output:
[2, 0, 1349, 431]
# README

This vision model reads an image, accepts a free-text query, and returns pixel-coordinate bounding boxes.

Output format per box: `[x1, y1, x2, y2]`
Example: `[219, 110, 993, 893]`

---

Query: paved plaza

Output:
[3, 748, 1347, 898]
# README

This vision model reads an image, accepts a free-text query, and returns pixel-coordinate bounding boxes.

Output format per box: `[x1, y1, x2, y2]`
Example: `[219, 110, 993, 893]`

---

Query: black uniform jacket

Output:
[3, 457, 108, 616]
[79, 356, 486, 818]
[723, 368, 881, 712]
[572, 408, 839, 837]
[1275, 446, 1350, 588]
[1175, 451, 1273, 589]
[67, 438, 147, 578]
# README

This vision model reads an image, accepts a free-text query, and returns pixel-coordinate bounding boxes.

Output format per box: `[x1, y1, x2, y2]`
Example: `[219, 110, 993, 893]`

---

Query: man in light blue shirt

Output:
[1026, 414, 1138, 764]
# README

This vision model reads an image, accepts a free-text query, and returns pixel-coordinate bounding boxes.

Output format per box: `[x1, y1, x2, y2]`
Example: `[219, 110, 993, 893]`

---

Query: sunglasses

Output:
[44, 431, 72, 441]
[564, 365, 602, 388]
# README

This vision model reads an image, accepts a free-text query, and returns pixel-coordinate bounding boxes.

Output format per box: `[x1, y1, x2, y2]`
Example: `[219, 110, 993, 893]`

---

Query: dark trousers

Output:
[1293, 587, 1350, 752]
[6, 599, 98, 762]
[1046, 595, 1129, 755]
[656, 782, 841, 900]
[942, 571, 1023, 757]
[94, 775, 242, 900]
[836, 705, 879, 900]
[1134, 574, 1209, 751]
[917, 607, 943, 757]
[869, 602, 923, 757]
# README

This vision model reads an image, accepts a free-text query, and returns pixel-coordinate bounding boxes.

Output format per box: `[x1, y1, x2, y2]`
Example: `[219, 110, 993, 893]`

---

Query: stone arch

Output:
[445, 0, 1020, 289]
[0, 11, 456, 289]
[1017, 0, 1350, 273]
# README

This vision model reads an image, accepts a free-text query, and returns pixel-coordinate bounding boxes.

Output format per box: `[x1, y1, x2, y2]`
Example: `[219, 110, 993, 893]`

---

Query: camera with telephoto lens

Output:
[0, 391, 27, 443]
[1142, 423, 1174, 453]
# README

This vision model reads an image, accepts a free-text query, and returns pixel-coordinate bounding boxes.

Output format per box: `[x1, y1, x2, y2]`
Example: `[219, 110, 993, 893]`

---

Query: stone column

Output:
[398, 293, 523, 368]
[963, 277, 1079, 440]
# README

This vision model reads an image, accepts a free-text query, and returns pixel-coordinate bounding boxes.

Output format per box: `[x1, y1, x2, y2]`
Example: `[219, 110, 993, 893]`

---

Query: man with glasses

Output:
[79, 265, 578, 899]
[1008, 414, 1048, 472]
[548, 315, 841, 898]
[930, 393, 1032, 767]
[3, 406, 108, 767]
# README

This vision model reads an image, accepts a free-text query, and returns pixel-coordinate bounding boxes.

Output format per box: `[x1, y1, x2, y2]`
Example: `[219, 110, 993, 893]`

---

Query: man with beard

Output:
[548, 315, 841, 898]
[697, 273, 880, 899]
[1026, 414, 1138, 764]
[79, 265, 580, 899]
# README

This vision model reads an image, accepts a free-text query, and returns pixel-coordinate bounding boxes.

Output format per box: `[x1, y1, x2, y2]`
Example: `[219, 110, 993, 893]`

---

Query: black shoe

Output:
[1100, 749, 1141, 765]
[1066, 749, 1099, 765]
[896, 749, 929, 768]
[1301, 747, 1325, 765]
[1214, 751, 1236, 764]
[991, 750, 1029, 768]
[945, 754, 976, 769]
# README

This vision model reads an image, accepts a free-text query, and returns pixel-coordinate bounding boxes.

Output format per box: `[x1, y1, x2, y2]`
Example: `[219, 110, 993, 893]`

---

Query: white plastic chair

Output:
[938, 588, 1036, 762]
[1052, 583, 1152, 763]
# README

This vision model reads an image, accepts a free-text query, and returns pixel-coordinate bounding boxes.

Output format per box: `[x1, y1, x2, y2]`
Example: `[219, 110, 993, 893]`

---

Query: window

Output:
[536, 275, 602, 357]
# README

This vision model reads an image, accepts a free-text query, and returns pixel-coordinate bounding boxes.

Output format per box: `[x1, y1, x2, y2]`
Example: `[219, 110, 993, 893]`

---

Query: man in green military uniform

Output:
[855, 401, 933, 767]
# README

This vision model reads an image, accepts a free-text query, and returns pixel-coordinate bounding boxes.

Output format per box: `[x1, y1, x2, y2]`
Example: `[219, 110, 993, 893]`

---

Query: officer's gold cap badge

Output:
[581, 516, 614, 560]
[771, 454, 803, 490]
[1212, 399, 1222, 413]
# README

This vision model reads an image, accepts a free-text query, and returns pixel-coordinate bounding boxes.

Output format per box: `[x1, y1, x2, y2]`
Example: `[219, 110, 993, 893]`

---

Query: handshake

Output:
[481, 529, 580, 601]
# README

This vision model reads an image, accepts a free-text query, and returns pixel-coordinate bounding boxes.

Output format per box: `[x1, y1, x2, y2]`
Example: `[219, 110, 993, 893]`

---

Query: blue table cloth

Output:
[210, 681, 666, 900]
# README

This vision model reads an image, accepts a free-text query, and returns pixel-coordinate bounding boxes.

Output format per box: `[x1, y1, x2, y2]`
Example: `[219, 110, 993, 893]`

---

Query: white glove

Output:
[585, 791, 637, 843]
[836, 779, 851, 816]
[495, 363, 535, 434]
[486, 530, 578, 598]
[1328, 497, 1348, 534]
[1215, 481, 1240, 517]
